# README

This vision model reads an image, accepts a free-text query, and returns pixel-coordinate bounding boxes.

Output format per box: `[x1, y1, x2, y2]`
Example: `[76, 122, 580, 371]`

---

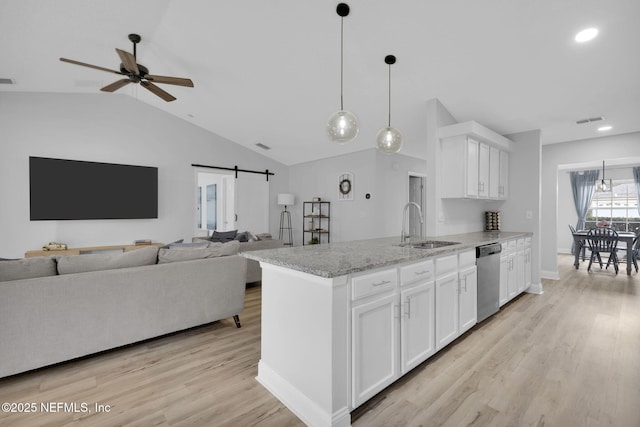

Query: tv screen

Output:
[29, 157, 158, 220]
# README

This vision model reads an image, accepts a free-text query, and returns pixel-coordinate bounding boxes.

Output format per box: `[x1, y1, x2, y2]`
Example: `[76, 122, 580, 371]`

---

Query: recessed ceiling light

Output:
[597, 125, 612, 132]
[575, 28, 598, 42]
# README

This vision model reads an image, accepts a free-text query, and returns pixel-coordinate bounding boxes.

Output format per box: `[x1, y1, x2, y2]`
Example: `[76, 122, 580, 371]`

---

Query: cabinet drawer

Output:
[351, 268, 397, 301]
[435, 254, 458, 277]
[458, 250, 476, 269]
[400, 260, 434, 285]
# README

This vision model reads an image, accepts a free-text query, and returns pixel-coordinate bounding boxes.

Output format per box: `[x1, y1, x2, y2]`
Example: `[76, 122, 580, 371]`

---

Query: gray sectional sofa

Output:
[0, 243, 247, 378]
[193, 232, 285, 283]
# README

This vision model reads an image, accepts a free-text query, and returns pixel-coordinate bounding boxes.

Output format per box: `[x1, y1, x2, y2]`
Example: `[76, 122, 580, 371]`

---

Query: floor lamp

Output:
[278, 193, 295, 246]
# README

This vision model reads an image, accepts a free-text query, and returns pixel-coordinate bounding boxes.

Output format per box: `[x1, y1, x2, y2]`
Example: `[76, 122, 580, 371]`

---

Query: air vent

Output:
[255, 143, 271, 150]
[576, 116, 604, 125]
[0, 78, 15, 84]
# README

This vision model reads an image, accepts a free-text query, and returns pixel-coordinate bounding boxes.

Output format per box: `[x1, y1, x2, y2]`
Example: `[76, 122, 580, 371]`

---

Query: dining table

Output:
[572, 230, 637, 275]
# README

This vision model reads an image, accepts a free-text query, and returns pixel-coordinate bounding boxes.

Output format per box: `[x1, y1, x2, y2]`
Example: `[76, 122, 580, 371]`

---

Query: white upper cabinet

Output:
[439, 121, 512, 200]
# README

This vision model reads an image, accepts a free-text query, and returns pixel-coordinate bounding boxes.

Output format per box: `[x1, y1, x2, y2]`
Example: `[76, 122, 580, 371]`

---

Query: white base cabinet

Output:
[350, 261, 437, 408]
[499, 237, 531, 307]
[351, 291, 398, 407]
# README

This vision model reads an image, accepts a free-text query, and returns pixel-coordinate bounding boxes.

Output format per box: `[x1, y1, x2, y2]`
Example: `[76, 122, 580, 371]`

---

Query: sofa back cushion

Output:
[158, 240, 240, 263]
[0, 257, 57, 282]
[57, 246, 159, 275]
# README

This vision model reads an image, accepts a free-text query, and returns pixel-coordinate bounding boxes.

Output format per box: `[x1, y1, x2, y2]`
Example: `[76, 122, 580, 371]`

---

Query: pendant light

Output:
[598, 160, 612, 192]
[376, 55, 402, 153]
[326, 3, 359, 144]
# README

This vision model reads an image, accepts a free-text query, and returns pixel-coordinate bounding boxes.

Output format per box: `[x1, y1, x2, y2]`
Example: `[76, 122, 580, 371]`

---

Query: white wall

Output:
[287, 149, 427, 245]
[0, 92, 288, 258]
[540, 131, 640, 278]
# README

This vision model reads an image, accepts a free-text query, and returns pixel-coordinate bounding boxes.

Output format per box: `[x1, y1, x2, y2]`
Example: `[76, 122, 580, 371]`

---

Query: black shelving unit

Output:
[303, 201, 330, 245]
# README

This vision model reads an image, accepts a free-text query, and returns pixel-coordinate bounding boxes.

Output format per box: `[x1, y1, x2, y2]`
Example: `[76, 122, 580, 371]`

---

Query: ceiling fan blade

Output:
[140, 81, 176, 102]
[115, 48, 139, 75]
[145, 75, 194, 87]
[101, 79, 131, 92]
[60, 58, 124, 75]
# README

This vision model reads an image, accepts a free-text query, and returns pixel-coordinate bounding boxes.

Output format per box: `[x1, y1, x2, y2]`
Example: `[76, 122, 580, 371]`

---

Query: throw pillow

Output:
[0, 257, 58, 282]
[57, 246, 159, 275]
[247, 231, 258, 242]
[210, 230, 237, 243]
[234, 231, 249, 242]
[158, 240, 240, 263]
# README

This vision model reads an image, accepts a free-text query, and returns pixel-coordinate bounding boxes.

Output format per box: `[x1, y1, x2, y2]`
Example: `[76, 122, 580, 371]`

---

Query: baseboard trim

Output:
[257, 360, 351, 427]
[540, 270, 560, 280]
[526, 282, 544, 295]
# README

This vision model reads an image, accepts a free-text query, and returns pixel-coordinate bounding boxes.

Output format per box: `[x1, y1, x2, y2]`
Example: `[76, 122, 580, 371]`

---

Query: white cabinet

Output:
[441, 135, 510, 200]
[499, 150, 509, 199]
[516, 238, 526, 294]
[500, 238, 531, 306]
[434, 250, 477, 350]
[458, 250, 477, 334]
[524, 237, 532, 289]
[351, 261, 436, 407]
[400, 281, 435, 374]
[489, 146, 500, 199]
[478, 143, 490, 198]
[351, 268, 399, 407]
[351, 291, 398, 407]
[441, 135, 479, 198]
[500, 239, 517, 305]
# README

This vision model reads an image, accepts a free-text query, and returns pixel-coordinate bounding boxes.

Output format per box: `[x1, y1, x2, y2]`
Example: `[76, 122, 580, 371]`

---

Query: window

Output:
[586, 179, 640, 232]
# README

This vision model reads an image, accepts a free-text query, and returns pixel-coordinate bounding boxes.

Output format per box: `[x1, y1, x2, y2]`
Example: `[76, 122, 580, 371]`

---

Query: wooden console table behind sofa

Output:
[25, 243, 164, 258]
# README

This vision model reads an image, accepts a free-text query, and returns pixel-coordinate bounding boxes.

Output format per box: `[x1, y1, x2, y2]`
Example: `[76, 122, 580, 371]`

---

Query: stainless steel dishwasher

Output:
[476, 242, 502, 322]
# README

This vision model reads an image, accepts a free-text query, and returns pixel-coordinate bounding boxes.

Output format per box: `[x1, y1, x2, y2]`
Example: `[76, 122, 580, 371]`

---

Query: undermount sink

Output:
[405, 240, 459, 249]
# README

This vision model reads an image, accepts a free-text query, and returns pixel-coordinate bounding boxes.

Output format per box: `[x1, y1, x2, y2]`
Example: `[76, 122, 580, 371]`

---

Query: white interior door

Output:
[235, 174, 269, 233]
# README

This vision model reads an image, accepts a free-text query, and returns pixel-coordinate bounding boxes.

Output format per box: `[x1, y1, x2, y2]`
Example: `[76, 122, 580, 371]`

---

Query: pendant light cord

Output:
[387, 63, 392, 127]
[340, 16, 344, 110]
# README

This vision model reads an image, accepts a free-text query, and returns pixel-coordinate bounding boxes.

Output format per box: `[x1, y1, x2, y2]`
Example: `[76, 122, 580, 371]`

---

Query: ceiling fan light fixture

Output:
[327, 3, 359, 144]
[376, 55, 402, 154]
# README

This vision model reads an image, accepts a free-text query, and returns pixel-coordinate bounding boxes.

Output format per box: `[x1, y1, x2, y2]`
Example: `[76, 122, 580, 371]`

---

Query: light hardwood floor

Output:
[1, 255, 638, 427]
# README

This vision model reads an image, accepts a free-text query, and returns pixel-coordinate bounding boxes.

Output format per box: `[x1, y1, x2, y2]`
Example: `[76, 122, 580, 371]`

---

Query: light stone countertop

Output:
[241, 231, 532, 278]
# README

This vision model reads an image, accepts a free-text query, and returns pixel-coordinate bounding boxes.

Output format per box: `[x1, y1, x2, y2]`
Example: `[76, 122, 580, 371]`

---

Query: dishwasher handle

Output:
[476, 243, 502, 258]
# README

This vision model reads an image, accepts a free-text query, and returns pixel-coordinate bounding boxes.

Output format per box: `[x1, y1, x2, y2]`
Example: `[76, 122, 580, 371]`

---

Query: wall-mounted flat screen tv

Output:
[29, 157, 158, 220]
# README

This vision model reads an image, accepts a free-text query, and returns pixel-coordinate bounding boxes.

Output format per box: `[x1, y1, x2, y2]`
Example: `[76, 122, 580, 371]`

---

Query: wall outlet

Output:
[525, 210, 533, 220]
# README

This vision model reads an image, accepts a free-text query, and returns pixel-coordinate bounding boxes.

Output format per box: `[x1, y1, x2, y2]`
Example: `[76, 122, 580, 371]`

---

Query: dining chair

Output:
[569, 224, 587, 261]
[586, 227, 620, 274]
[631, 232, 640, 273]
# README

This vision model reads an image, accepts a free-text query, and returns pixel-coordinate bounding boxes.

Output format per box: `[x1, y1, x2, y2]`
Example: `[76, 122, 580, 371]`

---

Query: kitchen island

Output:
[242, 231, 532, 427]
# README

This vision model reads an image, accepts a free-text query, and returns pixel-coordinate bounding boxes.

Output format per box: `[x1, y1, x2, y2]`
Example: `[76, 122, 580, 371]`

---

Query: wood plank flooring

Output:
[1, 255, 638, 426]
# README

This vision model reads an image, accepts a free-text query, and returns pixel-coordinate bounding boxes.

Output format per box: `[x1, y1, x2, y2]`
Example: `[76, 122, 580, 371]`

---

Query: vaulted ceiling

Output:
[2, 0, 639, 165]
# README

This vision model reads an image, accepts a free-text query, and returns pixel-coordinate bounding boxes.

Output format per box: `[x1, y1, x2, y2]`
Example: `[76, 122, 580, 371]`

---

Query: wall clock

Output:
[338, 172, 354, 201]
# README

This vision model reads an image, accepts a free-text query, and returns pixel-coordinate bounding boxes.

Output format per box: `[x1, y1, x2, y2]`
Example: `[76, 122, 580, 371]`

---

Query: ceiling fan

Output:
[60, 34, 194, 102]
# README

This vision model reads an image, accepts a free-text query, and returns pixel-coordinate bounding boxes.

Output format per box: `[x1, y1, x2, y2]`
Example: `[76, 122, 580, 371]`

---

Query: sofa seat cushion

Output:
[57, 246, 159, 275]
[0, 257, 57, 282]
[158, 240, 240, 263]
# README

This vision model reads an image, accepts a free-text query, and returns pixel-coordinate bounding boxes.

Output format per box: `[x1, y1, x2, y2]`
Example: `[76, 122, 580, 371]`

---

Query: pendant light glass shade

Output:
[376, 55, 402, 153]
[376, 126, 403, 153]
[327, 3, 359, 144]
[327, 110, 359, 143]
